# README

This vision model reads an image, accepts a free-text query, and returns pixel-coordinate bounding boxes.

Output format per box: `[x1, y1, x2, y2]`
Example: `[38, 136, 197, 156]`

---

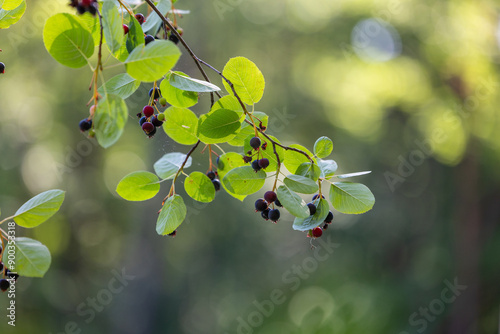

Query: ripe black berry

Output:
[139, 116, 147, 126]
[151, 115, 163, 127]
[255, 199, 268, 212]
[268, 209, 280, 222]
[324, 211, 334, 223]
[258, 158, 269, 169]
[251, 160, 261, 171]
[275, 199, 283, 207]
[264, 191, 277, 203]
[261, 209, 270, 220]
[250, 137, 261, 149]
[169, 34, 179, 44]
[79, 119, 92, 132]
[0, 279, 9, 292]
[312, 227, 323, 238]
[123, 24, 129, 34]
[149, 87, 161, 99]
[212, 179, 221, 191]
[312, 194, 325, 201]
[0, 62, 5, 74]
[207, 171, 216, 180]
[135, 13, 145, 25]
[145, 34, 155, 45]
[307, 203, 317, 215]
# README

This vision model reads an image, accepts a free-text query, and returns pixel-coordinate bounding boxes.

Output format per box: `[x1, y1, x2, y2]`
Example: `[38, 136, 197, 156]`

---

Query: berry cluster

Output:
[69, 0, 97, 15]
[0, 62, 5, 74]
[138, 88, 165, 138]
[206, 171, 221, 192]
[245, 137, 270, 172]
[254, 191, 282, 222]
[305, 194, 334, 239]
[0, 245, 19, 293]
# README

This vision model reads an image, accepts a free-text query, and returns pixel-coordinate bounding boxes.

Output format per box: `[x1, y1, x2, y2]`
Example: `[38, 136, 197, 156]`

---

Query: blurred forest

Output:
[0, 0, 499, 333]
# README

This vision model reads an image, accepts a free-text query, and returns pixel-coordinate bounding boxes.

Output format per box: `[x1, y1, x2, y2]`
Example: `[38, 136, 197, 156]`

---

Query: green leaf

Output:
[98, 73, 140, 99]
[317, 159, 338, 179]
[126, 40, 181, 82]
[102, 1, 124, 53]
[154, 152, 192, 179]
[313, 136, 333, 159]
[143, 0, 171, 34]
[293, 198, 330, 231]
[243, 134, 284, 172]
[79, 12, 102, 46]
[210, 95, 243, 114]
[1, 0, 23, 10]
[0, 0, 25, 29]
[2, 238, 51, 278]
[13, 190, 65, 228]
[184, 172, 216, 203]
[329, 182, 375, 214]
[283, 145, 315, 174]
[170, 72, 221, 92]
[197, 109, 241, 144]
[217, 152, 247, 201]
[222, 166, 266, 195]
[295, 162, 321, 181]
[276, 185, 310, 219]
[222, 57, 265, 105]
[125, 16, 144, 53]
[116, 171, 160, 201]
[156, 195, 186, 235]
[228, 112, 268, 146]
[160, 72, 198, 108]
[283, 175, 319, 194]
[162, 106, 198, 145]
[43, 13, 94, 68]
[94, 94, 128, 148]
[336, 171, 372, 179]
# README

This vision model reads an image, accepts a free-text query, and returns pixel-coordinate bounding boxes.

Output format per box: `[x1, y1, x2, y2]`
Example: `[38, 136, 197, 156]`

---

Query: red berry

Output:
[135, 13, 145, 25]
[123, 24, 129, 34]
[143, 105, 154, 117]
[312, 227, 323, 238]
[142, 122, 155, 134]
[81, 0, 92, 6]
[264, 191, 277, 203]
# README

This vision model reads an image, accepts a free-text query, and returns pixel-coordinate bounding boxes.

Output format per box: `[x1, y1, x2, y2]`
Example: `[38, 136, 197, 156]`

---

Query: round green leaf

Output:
[102, 1, 123, 53]
[283, 175, 319, 194]
[154, 152, 192, 180]
[125, 40, 181, 82]
[222, 57, 265, 105]
[283, 145, 316, 174]
[295, 162, 322, 181]
[317, 159, 338, 179]
[2, 237, 51, 278]
[276, 185, 310, 219]
[160, 72, 198, 108]
[197, 109, 241, 144]
[43, 13, 94, 68]
[13, 189, 65, 228]
[222, 166, 266, 195]
[94, 94, 128, 149]
[184, 172, 216, 203]
[329, 182, 375, 214]
[217, 152, 247, 201]
[243, 134, 284, 172]
[0, 0, 25, 29]
[313, 136, 333, 158]
[116, 171, 160, 201]
[98, 73, 140, 99]
[169, 72, 221, 92]
[156, 195, 186, 235]
[162, 106, 199, 145]
[293, 198, 330, 231]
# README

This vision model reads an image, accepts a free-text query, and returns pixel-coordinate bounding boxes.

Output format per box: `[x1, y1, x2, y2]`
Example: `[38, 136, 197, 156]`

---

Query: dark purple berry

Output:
[258, 158, 269, 169]
[251, 160, 261, 171]
[151, 115, 163, 127]
[261, 209, 270, 220]
[264, 191, 277, 203]
[79, 119, 92, 132]
[243, 156, 252, 163]
[123, 24, 129, 34]
[250, 137, 261, 149]
[207, 171, 216, 180]
[324, 211, 334, 223]
[145, 34, 155, 45]
[0, 262, 3, 272]
[275, 199, 283, 207]
[149, 87, 161, 99]
[261, 142, 268, 150]
[135, 13, 145, 24]
[143, 105, 154, 117]
[146, 126, 157, 138]
[212, 179, 221, 191]
[268, 209, 280, 222]
[307, 203, 317, 215]
[169, 33, 179, 44]
[139, 116, 147, 126]
[142, 122, 155, 134]
[0, 62, 5, 74]
[255, 199, 268, 212]
[0, 279, 9, 292]
[312, 194, 325, 201]
[312, 227, 323, 238]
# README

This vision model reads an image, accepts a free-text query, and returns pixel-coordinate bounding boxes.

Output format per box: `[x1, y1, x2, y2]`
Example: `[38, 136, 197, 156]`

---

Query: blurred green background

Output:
[1, 0, 499, 333]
